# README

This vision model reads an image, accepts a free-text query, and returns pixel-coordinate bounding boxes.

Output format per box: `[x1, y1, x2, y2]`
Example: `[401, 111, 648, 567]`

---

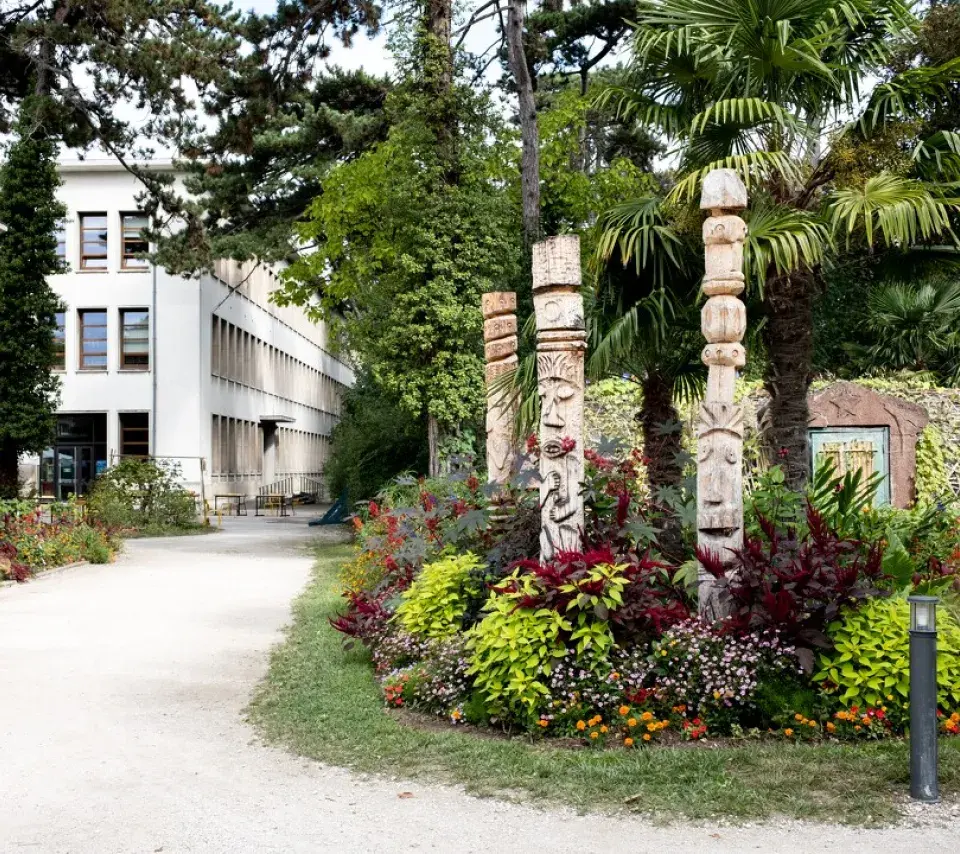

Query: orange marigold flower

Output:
[808, 720, 817, 728]
[784, 728, 794, 737]
[590, 731, 599, 740]
[641, 711, 654, 722]
[619, 705, 631, 716]
[826, 722, 836, 733]
[855, 725, 862, 732]
[611, 672, 620, 680]
[600, 726, 609, 734]
[627, 718, 637, 728]
[576, 720, 586, 731]
[642, 734, 651, 742]
[794, 713, 803, 721]
[624, 737, 634, 747]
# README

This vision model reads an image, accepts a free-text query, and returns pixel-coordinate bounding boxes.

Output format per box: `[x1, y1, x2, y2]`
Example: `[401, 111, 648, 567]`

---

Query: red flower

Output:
[368, 501, 380, 518]
[466, 475, 480, 492]
[526, 433, 540, 454]
[778, 447, 789, 459]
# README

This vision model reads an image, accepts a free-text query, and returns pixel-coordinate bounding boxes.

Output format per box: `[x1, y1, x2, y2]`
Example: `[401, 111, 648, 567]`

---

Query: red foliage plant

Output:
[495, 546, 690, 644]
[697, 506, 886, 669]
[0, 541, 30, 583]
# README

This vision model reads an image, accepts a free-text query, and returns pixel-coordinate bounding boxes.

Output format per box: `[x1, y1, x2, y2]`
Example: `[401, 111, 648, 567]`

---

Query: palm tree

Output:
[853, 276, 960, 382]
[596, 0, 960, 488]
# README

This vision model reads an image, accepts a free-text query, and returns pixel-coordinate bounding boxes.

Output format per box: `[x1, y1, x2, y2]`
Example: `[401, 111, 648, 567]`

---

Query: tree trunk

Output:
[0, 443, 21, 499]
[506, 0, 540, 246]
[427, 414, 441, 478]
[640, 369, 685, 560]
[762, 271, 814, 489]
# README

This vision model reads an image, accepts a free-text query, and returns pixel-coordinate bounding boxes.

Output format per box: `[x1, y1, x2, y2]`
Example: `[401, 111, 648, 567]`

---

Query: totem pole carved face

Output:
[486, 409, 512, 476]
[537, 352, 578, 430]
[697, 402, 743, 532]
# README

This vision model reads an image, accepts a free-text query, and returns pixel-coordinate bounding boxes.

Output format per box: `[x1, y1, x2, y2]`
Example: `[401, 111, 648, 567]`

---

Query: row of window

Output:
[210, 316, 345, 415]
[56, 213, 149, 271]
[210, 415, 330, 479]
[54, 309, 149, 371]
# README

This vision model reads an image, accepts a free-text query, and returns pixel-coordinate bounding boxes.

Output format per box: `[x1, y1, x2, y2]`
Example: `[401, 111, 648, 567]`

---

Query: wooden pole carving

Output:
[697, 169, 748, 618]
[533, 235, 586, 561]
[482, 292, 518, 487]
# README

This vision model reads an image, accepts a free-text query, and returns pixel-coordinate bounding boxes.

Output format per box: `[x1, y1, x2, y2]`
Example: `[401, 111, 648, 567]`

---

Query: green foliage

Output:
[745, 461, 882, 539]
[848, 278, 960, 384]
[278, 83, 522, 432]
[324, 373, 428, 502]
[0, 499, 116, 574]
[86, 458, 197, 533]
[0, 105, 65, 495]
[816, 595, 960, 711]
[539, 88, 658, 242]
[156, 69, 391, 272]
[916, 424, 950, 505]
[395, 552, 486, 640]
[466, 562, 628, 719]
[465, 589, 568, 720]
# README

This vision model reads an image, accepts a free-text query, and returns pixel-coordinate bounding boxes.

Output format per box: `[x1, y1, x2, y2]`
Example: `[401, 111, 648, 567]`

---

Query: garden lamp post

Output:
[909, 594, 940, 803]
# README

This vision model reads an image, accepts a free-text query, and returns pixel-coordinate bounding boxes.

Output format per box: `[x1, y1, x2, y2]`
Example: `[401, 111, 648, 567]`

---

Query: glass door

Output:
[57, 447, 78, 500]
[50, 445, 95, 500]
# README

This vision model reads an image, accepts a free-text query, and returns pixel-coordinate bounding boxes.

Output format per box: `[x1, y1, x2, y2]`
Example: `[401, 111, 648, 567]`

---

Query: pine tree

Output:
[0, 104, 66, 496]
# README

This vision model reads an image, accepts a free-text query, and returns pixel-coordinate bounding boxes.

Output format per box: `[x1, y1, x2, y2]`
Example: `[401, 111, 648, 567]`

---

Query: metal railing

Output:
[257, 474, 326, 504]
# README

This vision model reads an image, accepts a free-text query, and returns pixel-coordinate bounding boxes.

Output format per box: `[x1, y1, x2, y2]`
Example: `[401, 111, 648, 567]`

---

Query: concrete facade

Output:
[27, 161, 352, 502]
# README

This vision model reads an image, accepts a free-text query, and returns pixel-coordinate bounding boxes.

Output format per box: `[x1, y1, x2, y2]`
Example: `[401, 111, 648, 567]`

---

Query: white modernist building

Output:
[27, 161, 353, 504]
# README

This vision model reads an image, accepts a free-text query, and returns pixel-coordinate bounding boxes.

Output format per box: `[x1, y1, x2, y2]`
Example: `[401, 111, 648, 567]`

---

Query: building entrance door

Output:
[40, 445, 95, 500]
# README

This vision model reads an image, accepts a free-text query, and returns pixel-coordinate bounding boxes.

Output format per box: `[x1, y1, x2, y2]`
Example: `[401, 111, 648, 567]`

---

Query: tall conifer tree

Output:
[0, 102, 66, 495]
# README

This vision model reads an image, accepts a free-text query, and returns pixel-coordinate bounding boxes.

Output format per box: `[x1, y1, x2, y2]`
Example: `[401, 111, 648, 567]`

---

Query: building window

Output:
[53, 311, 66, 370]
[120, 309, 149, 369]
[55, 220, 67, 262]
[119, 412, 150, 457]
[80, 214, 108, 270]
[121, 213, 149, 269]
[78, 310, 108, 370]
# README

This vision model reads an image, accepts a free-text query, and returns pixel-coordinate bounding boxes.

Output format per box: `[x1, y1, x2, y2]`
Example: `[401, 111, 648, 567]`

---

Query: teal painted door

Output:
[809, 427, 890, 506]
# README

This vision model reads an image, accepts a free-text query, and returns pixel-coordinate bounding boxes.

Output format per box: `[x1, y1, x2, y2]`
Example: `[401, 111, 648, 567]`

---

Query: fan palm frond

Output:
[669, 150, 804, 202]
[913, 131, 960, 182]
[859, 58, 960, 133]
[744, 203, 832, 291]
[594, 196, 688, 286]
[829, 172, 960, 248]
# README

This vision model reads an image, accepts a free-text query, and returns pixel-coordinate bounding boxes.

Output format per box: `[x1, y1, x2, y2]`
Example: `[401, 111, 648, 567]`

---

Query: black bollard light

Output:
[908, 594, 940, 803]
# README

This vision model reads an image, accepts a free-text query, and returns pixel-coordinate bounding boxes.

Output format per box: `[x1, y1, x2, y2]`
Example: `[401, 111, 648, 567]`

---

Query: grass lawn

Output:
[248, 543, 960, 824]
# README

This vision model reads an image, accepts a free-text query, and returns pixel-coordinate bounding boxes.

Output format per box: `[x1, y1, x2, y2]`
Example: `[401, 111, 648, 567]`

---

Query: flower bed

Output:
[330, 452, 960, 748]
[0, 499, 118, 582]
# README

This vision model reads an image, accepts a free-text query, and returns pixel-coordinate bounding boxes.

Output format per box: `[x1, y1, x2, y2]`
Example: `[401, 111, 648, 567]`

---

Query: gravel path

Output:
[2, 520, 958, 854]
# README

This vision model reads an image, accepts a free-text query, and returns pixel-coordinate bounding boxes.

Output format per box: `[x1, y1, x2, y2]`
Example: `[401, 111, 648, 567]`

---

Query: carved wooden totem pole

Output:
[697, 169, 748, 618]
[482, 292, 518, 488]
[533, 235, 586, 560]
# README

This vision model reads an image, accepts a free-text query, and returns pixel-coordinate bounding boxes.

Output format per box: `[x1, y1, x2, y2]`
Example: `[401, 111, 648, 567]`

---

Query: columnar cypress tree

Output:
[0, 105, 65, 496]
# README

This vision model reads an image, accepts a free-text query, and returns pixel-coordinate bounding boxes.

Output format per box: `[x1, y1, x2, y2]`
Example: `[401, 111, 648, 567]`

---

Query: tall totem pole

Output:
[697, 169, 748, 618]
[482, 292, 519, 488]
[533, 235, 586, 561]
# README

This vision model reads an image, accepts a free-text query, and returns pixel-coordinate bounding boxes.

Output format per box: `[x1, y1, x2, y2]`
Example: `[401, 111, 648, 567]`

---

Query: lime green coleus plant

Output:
[394, 552, 485, 640]
[465, 562, 628, 719]
[815, 595, 960, 712]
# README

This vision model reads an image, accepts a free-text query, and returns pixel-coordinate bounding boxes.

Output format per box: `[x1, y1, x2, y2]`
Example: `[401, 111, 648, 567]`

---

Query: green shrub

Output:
[394, 552, 485, 639]
[815, 595, 960, 712]
[465, 562, 627, 721]
[915, 424, 950, 504]
[325, 373, 429, 502]
[465, 589, 568, 720]
[86, 457, 196, 532]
